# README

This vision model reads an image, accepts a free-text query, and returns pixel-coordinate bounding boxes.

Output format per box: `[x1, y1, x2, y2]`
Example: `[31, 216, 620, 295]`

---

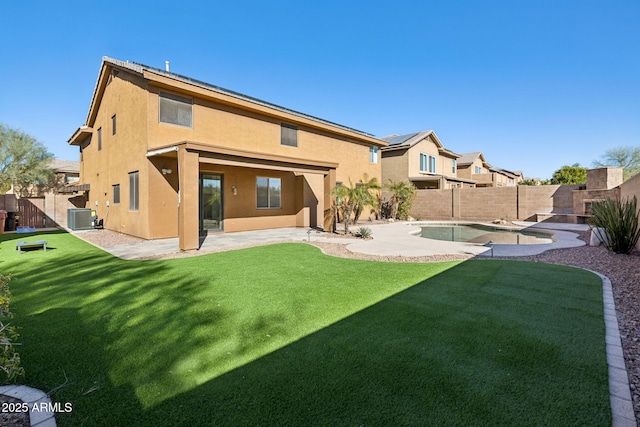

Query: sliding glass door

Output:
[200, 174, 223, 232]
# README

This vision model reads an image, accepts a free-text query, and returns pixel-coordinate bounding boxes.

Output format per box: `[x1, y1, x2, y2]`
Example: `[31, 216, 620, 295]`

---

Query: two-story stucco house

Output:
[380, 131, 475, 189]
[68, 57, 387, 250]
[457, 152, 521, 187]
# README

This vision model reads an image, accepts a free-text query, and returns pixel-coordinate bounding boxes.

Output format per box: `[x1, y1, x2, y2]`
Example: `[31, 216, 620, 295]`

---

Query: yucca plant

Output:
[590, 196, 640, 254]
[355, 227, 372, 239]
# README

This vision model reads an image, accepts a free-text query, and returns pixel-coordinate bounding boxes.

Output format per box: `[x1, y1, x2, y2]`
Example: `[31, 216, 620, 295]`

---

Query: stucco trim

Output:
[149, 142, 339, 172]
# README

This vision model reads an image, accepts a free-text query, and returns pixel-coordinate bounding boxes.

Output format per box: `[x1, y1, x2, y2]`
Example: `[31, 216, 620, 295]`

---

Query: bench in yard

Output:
[16, 240, 48, 254]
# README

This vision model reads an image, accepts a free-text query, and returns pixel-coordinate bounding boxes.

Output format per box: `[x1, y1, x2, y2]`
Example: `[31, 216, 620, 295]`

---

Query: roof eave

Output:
[68, 126, 93, 146]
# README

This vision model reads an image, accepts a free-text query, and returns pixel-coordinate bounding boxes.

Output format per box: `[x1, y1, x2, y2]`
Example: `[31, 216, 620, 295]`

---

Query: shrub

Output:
[0, 274, 24, 383]
[385, 180, 417, 220]
[590, 196, 640, 255]
[355, 227, 372, 239]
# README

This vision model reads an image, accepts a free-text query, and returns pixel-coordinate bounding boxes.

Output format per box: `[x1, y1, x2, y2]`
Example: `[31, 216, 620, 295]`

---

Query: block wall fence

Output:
[408, 185, 581, 222]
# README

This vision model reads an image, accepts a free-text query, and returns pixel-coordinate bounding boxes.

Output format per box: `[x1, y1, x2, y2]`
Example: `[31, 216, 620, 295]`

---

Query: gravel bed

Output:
[74, 230, 145, 247]
[0, 394, 29, 426]
[74, 229, 640, 423]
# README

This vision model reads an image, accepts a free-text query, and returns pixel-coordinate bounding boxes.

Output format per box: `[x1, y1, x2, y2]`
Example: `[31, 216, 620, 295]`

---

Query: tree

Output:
[0, 123, 54, 194]
[385, 180, 417, 220]
[351, 175, 380, 221]
[519, 178, 550, 186]
[331, 175, 380, 234]
[593, 145, 640, 181]
[550, 164, 587, 185]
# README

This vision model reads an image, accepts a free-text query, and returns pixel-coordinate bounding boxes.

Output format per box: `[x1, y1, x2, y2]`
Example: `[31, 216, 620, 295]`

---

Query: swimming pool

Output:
[418, 223, 554, 245]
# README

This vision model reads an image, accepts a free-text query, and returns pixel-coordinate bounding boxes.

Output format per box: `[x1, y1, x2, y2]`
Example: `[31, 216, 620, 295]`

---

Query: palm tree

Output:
[331, 175, 380, 234]
[352, 175, 381, 222]
[385, 180, 416, 220]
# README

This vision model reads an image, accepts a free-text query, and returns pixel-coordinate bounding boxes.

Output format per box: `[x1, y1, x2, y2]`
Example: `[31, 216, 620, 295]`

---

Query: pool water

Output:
[419, 224, 554, 245]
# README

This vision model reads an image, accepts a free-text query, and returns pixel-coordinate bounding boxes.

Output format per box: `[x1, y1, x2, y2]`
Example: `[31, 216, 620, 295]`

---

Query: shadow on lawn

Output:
[1, 231, 290, 425]
[0, 232, 610, 426]
[142, 260, 610, 427]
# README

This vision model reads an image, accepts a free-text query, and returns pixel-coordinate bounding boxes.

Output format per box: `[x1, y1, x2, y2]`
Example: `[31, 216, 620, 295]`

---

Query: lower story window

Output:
[129, 171, 139, 211]
[113, 184, 120, 204]
[257, 177, 281, 209]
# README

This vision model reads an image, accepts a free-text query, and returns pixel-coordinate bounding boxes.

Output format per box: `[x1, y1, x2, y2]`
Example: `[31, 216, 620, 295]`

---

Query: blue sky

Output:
[1, 0, 638, 179]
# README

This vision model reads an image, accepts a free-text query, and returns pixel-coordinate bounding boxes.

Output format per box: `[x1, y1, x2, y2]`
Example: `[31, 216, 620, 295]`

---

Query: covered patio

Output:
[146, 142, 337, 250]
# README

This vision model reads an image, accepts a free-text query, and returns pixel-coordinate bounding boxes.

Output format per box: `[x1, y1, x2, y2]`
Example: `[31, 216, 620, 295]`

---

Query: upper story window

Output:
[451, 159, 457, 174]
[420, 153, 428, 172]
[112, 115, 117, 135]
[159, 91, 193, 128]
[97, 127, 102, 151]
[369, 146, 379, 163]
[474, 166, 482, 174]
[421, 153, 436, 173]
[281, 123, 298, 147]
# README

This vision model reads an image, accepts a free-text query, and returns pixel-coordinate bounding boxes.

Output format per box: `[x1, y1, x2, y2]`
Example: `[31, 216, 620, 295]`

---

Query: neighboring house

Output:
[50, 159, 80, 191]
[456, 152, 521, 187]
[9, 159, 80, 197]
[68, 57, 386, 250]
[380, 131, 474, 189]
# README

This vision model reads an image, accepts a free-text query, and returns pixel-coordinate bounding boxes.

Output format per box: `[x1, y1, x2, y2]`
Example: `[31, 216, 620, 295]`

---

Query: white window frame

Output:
[369, 146, 379, 163]
[428, 155, 436, 173]
[420, 153, 428, 172]
[452, 159, 457, 174]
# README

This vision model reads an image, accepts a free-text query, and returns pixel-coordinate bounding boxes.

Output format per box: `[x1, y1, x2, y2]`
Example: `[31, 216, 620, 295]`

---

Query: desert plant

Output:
[331, 175, 380, 234]
[355, 227, 372, 239]
[590, 196, 640, 254]
[0, 274, 24, 382]
[352, 175, 380, 221]
[385, 180, 417, 220]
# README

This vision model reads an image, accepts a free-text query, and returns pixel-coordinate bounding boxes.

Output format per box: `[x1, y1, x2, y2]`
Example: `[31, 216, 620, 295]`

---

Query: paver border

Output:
[0, 384, 56, 426]
[590, 271, 637, 427]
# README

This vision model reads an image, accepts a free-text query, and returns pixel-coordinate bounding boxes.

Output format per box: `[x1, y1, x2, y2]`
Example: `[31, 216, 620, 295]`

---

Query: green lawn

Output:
[0, 231, 609, 426]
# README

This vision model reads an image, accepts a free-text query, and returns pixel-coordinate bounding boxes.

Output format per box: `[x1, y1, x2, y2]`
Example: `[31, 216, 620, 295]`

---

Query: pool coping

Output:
[345, 221, 587, 257]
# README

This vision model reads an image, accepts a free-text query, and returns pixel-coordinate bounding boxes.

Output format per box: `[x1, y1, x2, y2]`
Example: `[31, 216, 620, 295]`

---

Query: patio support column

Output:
[323, 169, 336, 232]
[178, 147, 199, 251]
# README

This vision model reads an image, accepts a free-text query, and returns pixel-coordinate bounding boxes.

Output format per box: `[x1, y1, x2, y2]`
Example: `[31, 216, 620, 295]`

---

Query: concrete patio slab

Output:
[75, 221, 587, 260]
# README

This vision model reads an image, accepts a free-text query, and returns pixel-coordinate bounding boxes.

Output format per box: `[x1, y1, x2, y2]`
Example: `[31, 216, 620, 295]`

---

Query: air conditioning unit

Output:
[67, 208, 93, 230]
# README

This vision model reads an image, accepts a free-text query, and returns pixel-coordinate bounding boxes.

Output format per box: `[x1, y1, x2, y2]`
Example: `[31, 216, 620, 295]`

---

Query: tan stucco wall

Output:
[145, 86, 379, 185]
[76, 67, 381, 240]
[381, 149, 408, 184]
[81, 71, 152, 237]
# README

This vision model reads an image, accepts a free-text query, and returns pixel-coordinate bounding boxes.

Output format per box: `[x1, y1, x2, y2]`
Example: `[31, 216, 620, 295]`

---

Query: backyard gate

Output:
[18, 198, 56, 228]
